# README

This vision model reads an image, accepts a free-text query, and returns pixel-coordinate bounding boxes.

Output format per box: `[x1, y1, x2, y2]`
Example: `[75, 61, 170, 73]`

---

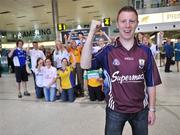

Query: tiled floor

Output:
[0, 65, 180, 135]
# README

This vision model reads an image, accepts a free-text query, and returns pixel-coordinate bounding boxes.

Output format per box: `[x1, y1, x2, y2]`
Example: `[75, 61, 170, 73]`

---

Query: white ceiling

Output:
[0, 0, 129, 31]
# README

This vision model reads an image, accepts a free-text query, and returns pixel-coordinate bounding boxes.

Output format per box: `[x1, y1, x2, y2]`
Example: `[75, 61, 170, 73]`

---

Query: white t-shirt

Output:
[29, 49, 45, 72]
[34, 67, 44, 87]
[42, 66, 57, 88]
[53, 50, 70, 68]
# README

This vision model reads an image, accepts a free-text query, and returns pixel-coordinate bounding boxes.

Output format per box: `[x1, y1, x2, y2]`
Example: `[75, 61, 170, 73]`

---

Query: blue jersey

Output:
[91, 37, 162, 113]
[12, 48, 27, 67]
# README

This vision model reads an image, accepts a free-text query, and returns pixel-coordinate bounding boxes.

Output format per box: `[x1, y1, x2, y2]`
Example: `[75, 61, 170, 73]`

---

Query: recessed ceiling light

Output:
[66, 19, 75, 22]
[16, 16, 26, 18]
[0, 11, 11, 14]
[88, 11, 99, 14]
[59, 15, 67, 18]
[32, 5, 45, 8]
[72, 0, 81, 1]
[6, 23, 14, 25]
[47, 11, 52, 14]
[41, 22, 48, 24]
[94, 15, 101, 18]
[82, 5, 94, 8]
[30, 20, 39, 22]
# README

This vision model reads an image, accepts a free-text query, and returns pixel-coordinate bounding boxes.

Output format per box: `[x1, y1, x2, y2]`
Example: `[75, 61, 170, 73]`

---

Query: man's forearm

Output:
[80, 20, 101, 69]
[80, 31, 94, 69]
[148, 87, 156, 110]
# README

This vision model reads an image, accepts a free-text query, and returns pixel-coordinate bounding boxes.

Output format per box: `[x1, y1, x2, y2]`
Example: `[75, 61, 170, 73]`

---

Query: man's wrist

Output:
[149, 107, 156, 112]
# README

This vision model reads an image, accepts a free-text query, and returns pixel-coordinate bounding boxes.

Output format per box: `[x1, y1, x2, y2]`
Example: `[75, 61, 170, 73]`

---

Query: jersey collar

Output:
[114, 37, 139, 51]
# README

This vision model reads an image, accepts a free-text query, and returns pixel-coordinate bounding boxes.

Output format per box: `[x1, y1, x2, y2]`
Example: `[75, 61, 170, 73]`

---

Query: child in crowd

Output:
[57, 54, 76, 102]
[34, 58, 44, 98]
[84, 68, 105, 101]
[43, 58, 57, 102]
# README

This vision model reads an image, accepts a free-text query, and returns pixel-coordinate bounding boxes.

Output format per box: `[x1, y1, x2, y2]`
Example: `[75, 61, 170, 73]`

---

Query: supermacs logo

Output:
[111, 71, 144, 84]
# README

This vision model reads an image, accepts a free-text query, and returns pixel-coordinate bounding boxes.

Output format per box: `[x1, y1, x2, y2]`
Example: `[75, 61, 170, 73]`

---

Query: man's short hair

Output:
[117, 6, 138, 22]
[32, 41, 38, 44]
[16, 39, 24, 47]
[77, 32, 84, 36]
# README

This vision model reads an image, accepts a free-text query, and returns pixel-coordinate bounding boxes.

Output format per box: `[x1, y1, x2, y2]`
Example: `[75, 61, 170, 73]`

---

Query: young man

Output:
[27, 41, 45, 98]
[174, 37, 180, 72]
[8, 40, 31, 98]
[81, 6, 162, 135]
[164, 38, 174, 72]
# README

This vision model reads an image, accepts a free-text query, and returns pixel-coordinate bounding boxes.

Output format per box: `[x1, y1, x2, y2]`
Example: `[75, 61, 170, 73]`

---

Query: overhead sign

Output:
[103, 18, 111, 26]
[58, 23, 67, 31]
[139, 11, 180, 25]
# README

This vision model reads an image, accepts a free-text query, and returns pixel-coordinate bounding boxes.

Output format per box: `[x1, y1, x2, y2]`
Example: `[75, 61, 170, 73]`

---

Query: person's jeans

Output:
[43, 87, 56, 102]
[165, 57, 172, 72]
[105, 107, 148, 135]
[35, 86, 44, 98]
[61, 88, 75, 102]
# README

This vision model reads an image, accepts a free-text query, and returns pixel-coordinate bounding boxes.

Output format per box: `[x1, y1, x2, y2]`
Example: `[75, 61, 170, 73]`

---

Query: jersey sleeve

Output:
[83, 70, 88, 80]
[91, 46, 111, 70]
[145, 48, 162, 87]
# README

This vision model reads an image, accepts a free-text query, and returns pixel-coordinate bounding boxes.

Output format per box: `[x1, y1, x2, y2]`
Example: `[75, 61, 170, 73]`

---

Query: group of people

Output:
[163, 38, 180, 72]
[8, 29, 112, 102]
[5, 5, 180, 135]
[137, 32, 180, 73]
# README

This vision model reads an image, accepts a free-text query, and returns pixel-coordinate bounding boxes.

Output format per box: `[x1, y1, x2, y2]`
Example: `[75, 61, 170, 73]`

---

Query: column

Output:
[52, 0, 60, 40]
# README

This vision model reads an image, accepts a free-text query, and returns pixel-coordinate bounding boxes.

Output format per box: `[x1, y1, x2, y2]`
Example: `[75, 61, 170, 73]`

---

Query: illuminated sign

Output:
[103, 18, 111, 26]
[138, 11, 180, 25]
[163, 11, 180, 22]
[58, 23, 67, 31]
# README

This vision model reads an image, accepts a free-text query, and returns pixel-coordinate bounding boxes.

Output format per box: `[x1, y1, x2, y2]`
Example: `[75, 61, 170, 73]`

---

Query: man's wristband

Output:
[149, 108, 156, 112]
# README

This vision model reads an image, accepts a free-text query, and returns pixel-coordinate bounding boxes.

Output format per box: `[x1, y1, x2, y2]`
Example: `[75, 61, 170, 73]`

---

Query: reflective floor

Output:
[0, 65, 180, 135]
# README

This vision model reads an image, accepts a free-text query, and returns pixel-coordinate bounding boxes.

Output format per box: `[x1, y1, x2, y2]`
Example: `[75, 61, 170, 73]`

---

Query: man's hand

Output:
[90, 20, 101, 34]
[148, 111, 156, 126]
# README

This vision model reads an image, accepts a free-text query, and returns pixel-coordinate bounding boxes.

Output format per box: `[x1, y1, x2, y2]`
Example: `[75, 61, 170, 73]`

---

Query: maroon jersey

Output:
[92, 38, 162, 113]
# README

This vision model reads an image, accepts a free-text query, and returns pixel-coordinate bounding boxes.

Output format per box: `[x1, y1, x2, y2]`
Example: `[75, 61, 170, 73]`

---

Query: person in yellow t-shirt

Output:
[57, 53, 76, 102]
[84, 68, 105, 101]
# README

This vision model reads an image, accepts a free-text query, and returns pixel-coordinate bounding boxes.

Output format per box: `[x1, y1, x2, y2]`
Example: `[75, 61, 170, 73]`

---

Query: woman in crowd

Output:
[175, 37, 180, 72]
[53, 41, 70, 97]
[43, 58, 57, 102]
[34, 58, 44, 98]
[53, 41, 70, 69]
[57, 54, 76, 102]
[143, 34, 159, 58]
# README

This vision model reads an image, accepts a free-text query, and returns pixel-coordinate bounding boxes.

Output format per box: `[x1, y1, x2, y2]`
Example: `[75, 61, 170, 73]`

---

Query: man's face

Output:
[78, 34, 83, 39]
[18, 41, 23, 48]
[98, 39, 104, 46]
[56, 42, 63, 50]
[33, 43, 38, 49]
[117, 11, 138, 41]
[70, 41, 77, 49]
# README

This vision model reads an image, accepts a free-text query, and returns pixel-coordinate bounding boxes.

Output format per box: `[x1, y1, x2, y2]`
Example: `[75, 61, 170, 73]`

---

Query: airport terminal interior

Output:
[0, 0, 180, 135]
